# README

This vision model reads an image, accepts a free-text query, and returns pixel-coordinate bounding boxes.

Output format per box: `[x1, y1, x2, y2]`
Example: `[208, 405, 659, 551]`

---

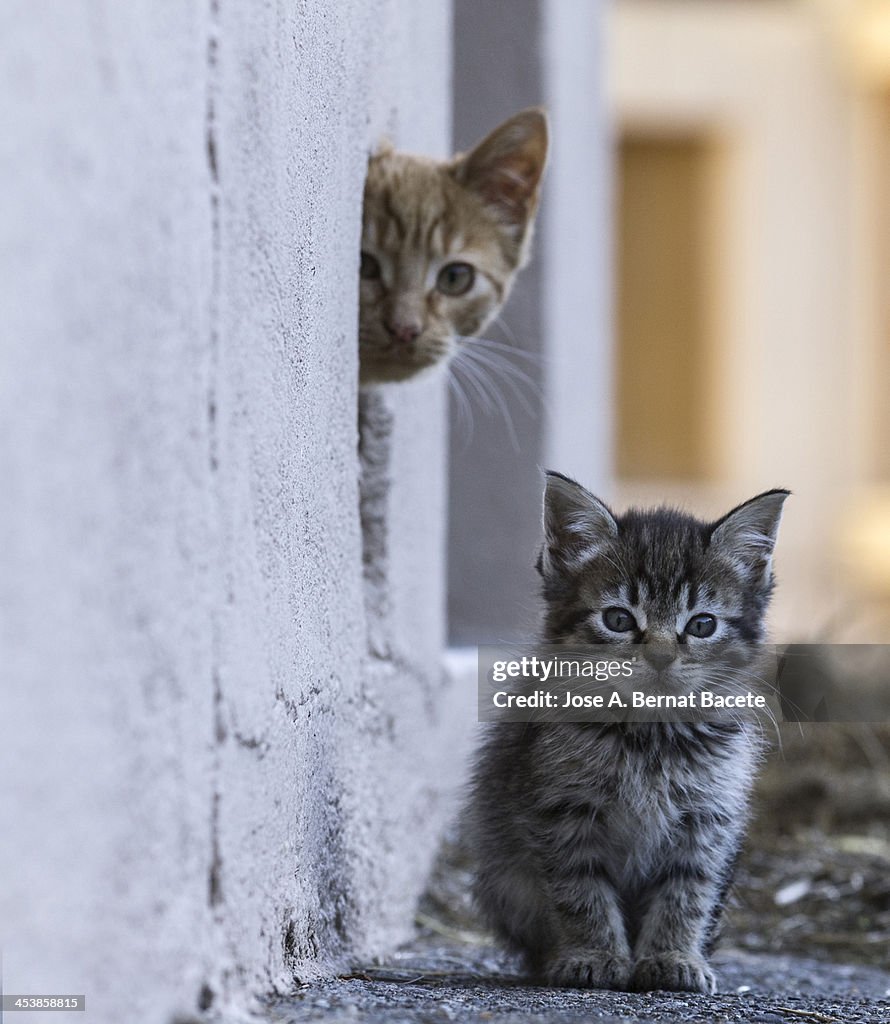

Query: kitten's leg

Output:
[631, 814, 741, 995]
[631, 884, 718, 994]
[474, 858, 557, 972]
[544, 857, 632, 990]
[475, 852, 629, 986]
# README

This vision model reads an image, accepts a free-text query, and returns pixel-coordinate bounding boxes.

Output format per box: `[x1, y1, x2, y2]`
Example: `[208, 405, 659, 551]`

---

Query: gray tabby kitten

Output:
[468, 472, 788, 993]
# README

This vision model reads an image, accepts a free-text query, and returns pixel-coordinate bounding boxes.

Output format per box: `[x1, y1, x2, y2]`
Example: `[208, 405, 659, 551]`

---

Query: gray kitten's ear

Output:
[540, 471, 617, 576]
[710, 489, 790, 579]
[452, 107, 548, 226]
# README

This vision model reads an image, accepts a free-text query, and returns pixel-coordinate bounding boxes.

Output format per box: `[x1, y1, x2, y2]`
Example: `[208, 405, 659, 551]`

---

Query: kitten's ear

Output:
[540, 471, 617, 577]
[452, 107, 548, 227]
[710, 489, 790, 580]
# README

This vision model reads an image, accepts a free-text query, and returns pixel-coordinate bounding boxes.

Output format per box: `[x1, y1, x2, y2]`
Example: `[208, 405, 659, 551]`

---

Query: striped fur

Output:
[468, 473, 788, 993]
[359, 108, 547, 385]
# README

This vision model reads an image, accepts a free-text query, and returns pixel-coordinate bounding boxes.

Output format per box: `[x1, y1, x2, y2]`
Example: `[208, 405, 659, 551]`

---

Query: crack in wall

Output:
[206, 0, 221, 477]
[208, 789, 223, 907]
[204, 1, 225, 1014]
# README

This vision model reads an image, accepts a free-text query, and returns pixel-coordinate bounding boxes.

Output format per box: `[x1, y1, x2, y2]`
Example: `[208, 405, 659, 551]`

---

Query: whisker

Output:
[490, 313, 520, 348]
[448, 362, 476, 446]
[460, 337, 553, 422]
[459, 345, 538, 417]
[475, 370, 522, 453]
[459, 334, 543, 365]
[461, 342, 543, 394]
[453, 354, 496, 419]
[453, 348, 522, 452]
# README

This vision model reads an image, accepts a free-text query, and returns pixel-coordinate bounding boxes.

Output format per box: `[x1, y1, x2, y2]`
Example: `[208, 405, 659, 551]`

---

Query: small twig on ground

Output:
[414, 911, 491, 946]
[775, 1007, 844, 1024]
[359, 967, 466, 983]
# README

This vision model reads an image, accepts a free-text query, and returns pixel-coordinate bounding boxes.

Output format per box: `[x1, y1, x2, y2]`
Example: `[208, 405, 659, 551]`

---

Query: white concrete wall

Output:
[542, 0, 613, 491]
[0, 3, 458, 1022]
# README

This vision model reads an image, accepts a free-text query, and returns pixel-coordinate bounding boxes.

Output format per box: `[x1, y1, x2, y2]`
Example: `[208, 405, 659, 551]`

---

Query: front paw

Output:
[546, 950, 633, 990]
[632, 952, 716, 994]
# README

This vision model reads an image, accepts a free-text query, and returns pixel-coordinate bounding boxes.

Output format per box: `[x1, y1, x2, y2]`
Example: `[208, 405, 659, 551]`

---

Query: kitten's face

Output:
[359, 109, 547, 386]
[538, 473, 789, 693]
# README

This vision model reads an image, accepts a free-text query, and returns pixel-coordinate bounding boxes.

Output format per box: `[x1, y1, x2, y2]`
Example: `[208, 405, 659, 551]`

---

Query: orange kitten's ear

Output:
[452, 107, 548, 226]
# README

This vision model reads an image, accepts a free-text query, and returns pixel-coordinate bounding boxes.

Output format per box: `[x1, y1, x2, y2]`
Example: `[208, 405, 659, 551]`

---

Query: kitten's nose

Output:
[384, 319, 421, 345]
[643, 640, 677, 670]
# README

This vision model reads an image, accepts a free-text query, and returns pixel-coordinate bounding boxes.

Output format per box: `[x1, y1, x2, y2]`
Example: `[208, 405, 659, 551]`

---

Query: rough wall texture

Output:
[0, 3, 459, 1022]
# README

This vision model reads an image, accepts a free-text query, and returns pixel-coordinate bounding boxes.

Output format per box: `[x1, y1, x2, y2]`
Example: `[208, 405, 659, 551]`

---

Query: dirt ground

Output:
[737, 722, 890, 968]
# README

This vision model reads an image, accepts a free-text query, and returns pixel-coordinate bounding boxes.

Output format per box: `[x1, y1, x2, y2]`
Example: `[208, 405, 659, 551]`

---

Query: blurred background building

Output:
[448, 0, 890, 647]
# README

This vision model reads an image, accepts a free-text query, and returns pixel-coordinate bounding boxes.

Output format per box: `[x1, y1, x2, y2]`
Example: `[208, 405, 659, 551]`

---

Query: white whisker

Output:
[459, 334, 543, 365]
[490, 313, 520, 348]
[448, 362, 475, 445]
[453, 352, 496, 418]
[460, 345, 538, 417]
[452, 347, 522, 452]
[462, 341, 542, 393]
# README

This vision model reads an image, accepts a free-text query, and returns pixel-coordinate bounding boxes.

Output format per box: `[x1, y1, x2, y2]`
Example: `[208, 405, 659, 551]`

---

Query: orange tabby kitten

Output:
[359, 108, 548, 386]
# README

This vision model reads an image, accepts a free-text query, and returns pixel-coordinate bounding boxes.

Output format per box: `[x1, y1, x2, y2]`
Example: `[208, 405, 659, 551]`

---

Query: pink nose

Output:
[385, 320, 421, 345]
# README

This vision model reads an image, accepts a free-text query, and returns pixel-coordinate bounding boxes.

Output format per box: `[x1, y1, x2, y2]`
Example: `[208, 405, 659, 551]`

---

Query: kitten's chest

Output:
[536, 726, 747, 879]
[604, 758, 690, 872]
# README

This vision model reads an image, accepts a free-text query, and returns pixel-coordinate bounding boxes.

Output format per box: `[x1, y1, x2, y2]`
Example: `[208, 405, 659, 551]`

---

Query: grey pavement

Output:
[267, 939, 890, 1024]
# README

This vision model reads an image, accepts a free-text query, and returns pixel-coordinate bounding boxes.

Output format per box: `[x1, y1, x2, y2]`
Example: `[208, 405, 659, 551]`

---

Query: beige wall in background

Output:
[608, 0, 889, 639]
[616, 134, 717, 481]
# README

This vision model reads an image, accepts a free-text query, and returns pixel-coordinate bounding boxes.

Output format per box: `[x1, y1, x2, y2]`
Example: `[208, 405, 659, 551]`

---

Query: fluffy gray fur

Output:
[467, 472, 789, 993]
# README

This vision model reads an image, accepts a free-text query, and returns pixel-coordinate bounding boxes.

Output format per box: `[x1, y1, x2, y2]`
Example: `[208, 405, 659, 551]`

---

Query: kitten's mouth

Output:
[359, 331, 452, 384]
[363, 341, 434, 365]
[373, 340, 418, 357]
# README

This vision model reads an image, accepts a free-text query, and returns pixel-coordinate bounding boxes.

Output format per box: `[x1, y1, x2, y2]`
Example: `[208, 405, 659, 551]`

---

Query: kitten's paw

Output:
[546, 951, 633, 990]
[631, 952, 716, 994]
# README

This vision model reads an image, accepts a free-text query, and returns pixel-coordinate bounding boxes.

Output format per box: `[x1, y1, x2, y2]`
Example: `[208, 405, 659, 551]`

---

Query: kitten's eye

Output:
[436, 262, 475, 296]
[685, 613, 717, 639]
[602, 607, 637, 633]
[360, 252, 381, 280]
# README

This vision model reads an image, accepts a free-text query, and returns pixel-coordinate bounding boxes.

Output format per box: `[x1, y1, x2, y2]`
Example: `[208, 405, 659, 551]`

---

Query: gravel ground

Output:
[269, 724, 890, 1023]
[268, 940, 890, 1024]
